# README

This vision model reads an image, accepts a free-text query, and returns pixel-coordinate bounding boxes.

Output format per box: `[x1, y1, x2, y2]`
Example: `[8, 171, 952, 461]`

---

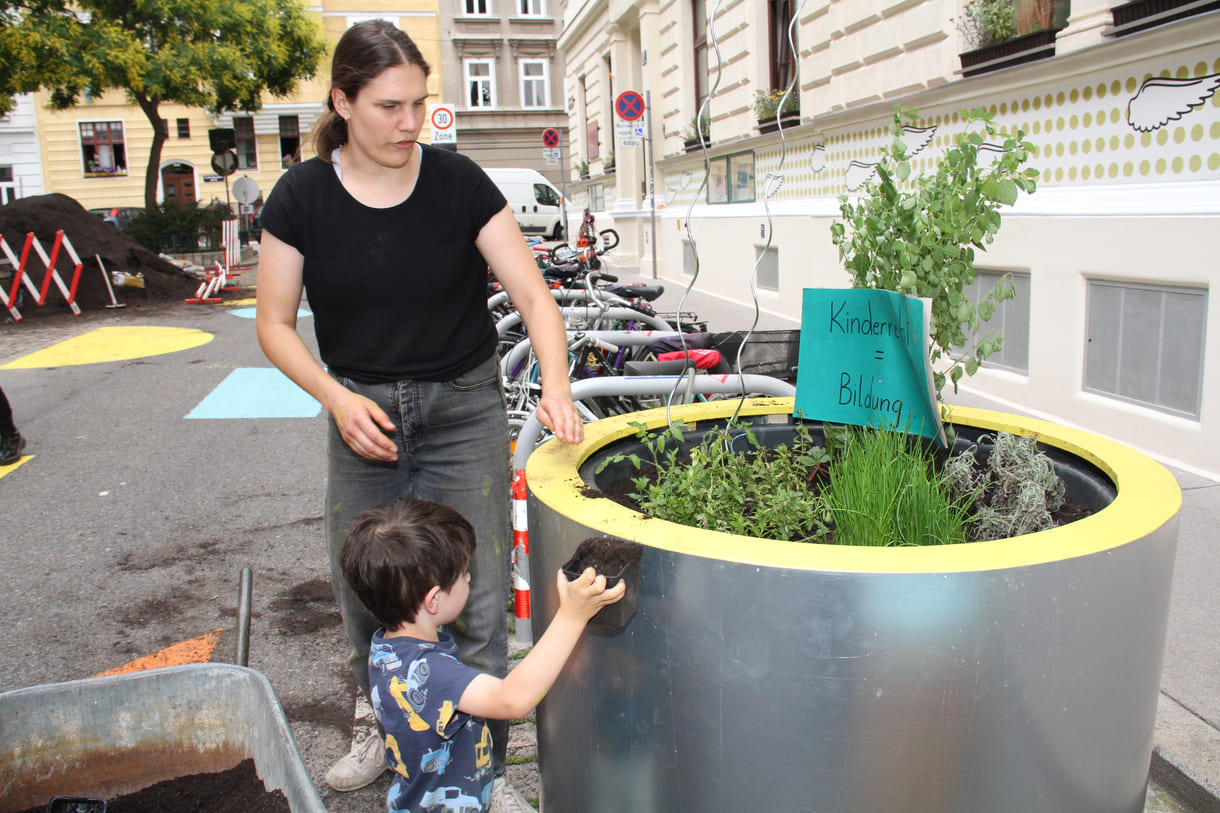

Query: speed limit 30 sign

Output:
[431, 104, 456, 144]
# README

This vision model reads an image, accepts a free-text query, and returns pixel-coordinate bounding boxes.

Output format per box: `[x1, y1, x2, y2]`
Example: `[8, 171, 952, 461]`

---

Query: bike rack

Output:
[495, 305, 674, 337]
[500, 328, 681, 378]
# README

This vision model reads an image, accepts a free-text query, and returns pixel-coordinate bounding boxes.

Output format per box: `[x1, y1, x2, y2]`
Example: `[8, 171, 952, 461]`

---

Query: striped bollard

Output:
[511, 468, 532, 644]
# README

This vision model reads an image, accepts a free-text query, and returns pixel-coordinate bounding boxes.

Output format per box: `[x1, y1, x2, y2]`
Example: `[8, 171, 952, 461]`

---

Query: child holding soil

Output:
[340, 497, 625, 813]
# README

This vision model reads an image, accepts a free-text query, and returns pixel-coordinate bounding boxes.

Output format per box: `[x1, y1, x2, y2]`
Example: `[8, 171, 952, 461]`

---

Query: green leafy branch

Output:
[830, 106, 1040, 400]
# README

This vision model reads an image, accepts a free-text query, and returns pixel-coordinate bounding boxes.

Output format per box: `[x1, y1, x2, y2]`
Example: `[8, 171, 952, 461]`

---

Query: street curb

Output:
[1152, 747, 1220, 813]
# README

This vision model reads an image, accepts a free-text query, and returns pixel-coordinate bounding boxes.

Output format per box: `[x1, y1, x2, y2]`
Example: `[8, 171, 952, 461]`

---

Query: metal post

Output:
[560, 139, 569, 242]
[646, 90, 658, 279]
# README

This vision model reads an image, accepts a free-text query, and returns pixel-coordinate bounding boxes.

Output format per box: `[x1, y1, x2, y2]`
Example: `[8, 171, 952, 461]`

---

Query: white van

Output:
[484, 167, 565, 240]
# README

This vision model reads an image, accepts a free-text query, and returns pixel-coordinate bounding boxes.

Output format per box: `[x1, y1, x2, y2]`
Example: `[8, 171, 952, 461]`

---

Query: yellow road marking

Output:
[0, 326, 213, 369]
[0, 455, 32, 477]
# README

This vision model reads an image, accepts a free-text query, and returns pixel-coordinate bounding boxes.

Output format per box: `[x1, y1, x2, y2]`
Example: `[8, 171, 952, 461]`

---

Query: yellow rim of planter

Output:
[526, 398, 1182, 574]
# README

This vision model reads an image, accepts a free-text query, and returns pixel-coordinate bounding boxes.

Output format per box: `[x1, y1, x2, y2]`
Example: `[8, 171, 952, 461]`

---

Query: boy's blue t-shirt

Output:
[368, 630, 494, 813]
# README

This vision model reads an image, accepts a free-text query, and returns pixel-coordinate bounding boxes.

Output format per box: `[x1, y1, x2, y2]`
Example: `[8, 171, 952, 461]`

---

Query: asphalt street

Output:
[0, 293, 403, 812]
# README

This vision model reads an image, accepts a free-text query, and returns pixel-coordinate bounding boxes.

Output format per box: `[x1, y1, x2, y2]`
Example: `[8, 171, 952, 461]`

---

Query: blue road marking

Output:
[228, 307, 311, 319]
[186, 368, 321, 419]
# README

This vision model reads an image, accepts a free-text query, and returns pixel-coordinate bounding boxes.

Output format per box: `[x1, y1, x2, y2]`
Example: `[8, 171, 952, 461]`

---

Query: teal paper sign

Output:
[794, 288, 945, 445]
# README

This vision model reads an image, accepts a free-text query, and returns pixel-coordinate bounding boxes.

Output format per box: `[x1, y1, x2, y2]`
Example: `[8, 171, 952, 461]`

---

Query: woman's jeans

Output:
[325, 354, 511, 771]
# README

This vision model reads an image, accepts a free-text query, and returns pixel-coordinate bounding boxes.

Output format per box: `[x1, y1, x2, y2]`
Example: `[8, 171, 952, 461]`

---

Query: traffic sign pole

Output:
[542, 128, 568, 240]
[646, 90, 657, 279]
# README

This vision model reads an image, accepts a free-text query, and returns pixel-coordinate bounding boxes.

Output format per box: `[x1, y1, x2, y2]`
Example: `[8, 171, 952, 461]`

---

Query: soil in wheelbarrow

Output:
[12, 759, 290, 813]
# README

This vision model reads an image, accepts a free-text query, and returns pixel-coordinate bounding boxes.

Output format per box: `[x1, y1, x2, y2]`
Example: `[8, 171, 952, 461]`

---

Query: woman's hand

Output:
[536, 392, 583, 445]
[329, 388, 398, 462]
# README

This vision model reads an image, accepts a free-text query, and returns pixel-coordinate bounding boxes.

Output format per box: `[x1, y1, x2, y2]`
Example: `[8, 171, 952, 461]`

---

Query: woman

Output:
[255, 20, 579, 807]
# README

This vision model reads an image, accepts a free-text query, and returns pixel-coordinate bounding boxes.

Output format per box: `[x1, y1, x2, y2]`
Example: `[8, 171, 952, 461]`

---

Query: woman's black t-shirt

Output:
[261, 145, 507, 383]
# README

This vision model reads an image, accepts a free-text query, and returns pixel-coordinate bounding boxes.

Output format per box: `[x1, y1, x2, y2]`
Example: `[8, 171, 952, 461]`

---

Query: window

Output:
[534, 183, 559, 207]
[176, 118, 190, 139]
[519, 0, 544, 14]
[693, 0, 708, 113]
[521, 60, 548, 108]
[279, 115, 301, 168]
[588, 183, 604, 212]
[0, 166, 14, 204]
[234, 116, 257, 170]
[464, 0, 490, 14]
[962, 270, 1030, 374]
[466, 60, 495, 108]
[1084, 280, 1206, 418]
[756, 246, 779, 291]
[79, 121, 127, 177]
[768, 0, 797, 92]
[708, 151, 755, 204]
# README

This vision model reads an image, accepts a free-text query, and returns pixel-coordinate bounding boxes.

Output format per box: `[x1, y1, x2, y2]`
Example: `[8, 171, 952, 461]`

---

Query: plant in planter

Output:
[955, 0, 1064, 75]
[753, 87, 800, 131]
[954, 0, 1018, 49]
[577, 159, 589, 180]
[831, 105, 1039, 400]
[682, 114, 711, 151]
[599, 414, 1076, 547]
[604, 151, 615, 172]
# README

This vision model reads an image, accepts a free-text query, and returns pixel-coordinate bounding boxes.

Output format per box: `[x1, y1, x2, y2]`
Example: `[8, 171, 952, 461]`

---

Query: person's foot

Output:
[0, 431, 25, 466]
[490, 776, 537, 812]
[324, 727, 387, 792]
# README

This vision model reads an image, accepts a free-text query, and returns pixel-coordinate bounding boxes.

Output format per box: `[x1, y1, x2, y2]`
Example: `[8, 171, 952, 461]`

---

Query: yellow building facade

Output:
[30, 1, 442, 213]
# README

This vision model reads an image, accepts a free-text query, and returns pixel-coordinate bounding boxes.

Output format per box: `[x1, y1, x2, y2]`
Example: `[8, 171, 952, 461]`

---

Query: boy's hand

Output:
[556, 567, 627, 623]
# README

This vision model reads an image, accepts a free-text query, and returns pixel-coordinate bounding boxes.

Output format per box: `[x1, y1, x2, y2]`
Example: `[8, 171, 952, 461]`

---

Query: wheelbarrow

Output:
[0, 570, 326, 812]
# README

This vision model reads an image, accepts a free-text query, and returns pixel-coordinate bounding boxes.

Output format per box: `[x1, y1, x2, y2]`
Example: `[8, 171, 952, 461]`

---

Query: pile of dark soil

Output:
[11, 759, 290, 813]
[0, 194, 200, 322]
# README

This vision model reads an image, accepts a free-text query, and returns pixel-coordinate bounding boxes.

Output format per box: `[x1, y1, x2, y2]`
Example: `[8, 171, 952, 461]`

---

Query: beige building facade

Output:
[559, 0, 1220, 477]
[436, 1, 571, 191]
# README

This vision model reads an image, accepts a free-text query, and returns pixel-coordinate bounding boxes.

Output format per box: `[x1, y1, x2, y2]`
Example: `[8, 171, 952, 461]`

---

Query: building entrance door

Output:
[161, 164, 196, 206]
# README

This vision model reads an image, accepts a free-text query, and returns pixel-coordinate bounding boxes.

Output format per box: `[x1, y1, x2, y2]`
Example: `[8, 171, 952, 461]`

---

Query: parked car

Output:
[88, 206, 143, 230]
[484, 167, 565, 240]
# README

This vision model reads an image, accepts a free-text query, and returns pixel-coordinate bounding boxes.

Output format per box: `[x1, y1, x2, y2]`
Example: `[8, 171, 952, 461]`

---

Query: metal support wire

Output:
[672, 0, 806, 427]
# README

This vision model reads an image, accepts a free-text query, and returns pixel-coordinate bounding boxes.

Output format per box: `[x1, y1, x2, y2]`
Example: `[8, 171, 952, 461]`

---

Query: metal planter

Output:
[526, 398, 1181, 813]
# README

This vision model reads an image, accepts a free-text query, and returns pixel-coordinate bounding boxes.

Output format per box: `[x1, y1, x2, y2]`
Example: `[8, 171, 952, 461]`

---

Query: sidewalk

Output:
[596, 258, 1220, 813]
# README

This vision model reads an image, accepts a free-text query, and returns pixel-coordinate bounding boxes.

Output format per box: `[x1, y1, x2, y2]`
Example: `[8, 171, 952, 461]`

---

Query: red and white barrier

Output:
[511, 468, 532, 644]
[0, 231, 84, 321]
[185, 260, 238, 305]
[222, 219, 241, 272]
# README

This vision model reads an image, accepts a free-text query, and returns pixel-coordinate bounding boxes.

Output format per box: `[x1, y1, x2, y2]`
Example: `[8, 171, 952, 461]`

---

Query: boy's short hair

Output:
[340, 498, 476, 630]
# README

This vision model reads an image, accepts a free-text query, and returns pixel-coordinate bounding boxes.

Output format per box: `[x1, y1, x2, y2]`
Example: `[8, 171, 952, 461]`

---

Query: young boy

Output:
[340, 497, 625, 813]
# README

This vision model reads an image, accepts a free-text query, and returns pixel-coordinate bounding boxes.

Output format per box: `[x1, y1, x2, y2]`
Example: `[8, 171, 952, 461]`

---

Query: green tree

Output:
[0, 0, 326, 208]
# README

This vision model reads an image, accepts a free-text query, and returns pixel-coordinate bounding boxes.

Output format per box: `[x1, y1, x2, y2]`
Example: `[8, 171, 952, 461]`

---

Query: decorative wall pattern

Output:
[664, 48, 1220, 208]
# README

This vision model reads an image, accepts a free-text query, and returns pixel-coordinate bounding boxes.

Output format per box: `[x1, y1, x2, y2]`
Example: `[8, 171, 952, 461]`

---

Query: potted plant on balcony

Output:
[753, 87, 800, 134]
[522, 104, 1181, 812]
[956, 0, 1065, 77]
[682, 114, 710, 152]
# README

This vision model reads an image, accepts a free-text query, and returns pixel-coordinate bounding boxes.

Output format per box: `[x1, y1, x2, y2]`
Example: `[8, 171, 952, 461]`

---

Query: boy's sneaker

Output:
[490, 776, 537, 813]
[324, 728, 387, 792]
[0, 431, 24, 466]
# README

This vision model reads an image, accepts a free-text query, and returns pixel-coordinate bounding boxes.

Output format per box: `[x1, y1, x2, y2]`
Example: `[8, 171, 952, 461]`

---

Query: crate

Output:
[0, 664, 325, 813]
[712, 329, 802, 383]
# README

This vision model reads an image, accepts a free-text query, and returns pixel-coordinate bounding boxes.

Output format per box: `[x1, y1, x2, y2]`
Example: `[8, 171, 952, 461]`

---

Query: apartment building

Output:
[23, 3, 443, 214]
[437, 1, 571, 189]
[0, 95, 46, 204]
[559, 0, 1220, 476]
